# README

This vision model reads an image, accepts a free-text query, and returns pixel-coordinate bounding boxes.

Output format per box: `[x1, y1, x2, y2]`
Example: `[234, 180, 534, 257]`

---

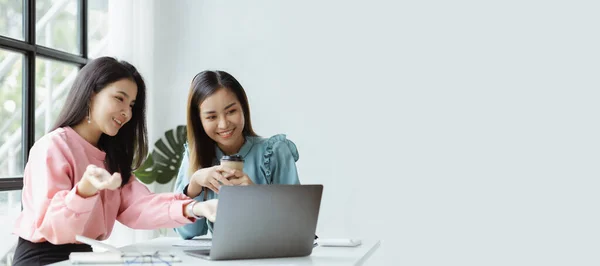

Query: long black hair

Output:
[53, 57, 148, 185]
[186, 70, 257, 175]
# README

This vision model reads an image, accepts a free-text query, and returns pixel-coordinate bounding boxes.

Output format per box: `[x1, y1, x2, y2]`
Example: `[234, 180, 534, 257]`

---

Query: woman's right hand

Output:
[192, 199, 218, 222]
[77, 165, 122, 197]
[190, 166, 233, 194]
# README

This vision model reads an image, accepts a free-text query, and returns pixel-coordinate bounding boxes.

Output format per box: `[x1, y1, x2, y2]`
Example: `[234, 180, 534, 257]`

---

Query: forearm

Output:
[36, 186, 99, 244]
[118, 178, 195, 229]
[186, 182, 203, 198]
[118, 193, 193, 229]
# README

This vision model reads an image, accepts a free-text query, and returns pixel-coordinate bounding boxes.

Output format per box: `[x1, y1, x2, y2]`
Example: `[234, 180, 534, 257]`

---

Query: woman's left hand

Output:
[225, 170, 254, 186]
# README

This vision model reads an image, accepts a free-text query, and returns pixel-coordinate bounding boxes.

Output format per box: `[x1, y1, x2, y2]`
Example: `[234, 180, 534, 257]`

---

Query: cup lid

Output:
[221, 155, 244, 162]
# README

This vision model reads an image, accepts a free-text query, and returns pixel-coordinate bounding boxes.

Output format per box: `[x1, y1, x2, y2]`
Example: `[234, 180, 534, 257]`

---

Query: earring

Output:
[87, 109, 91, 124]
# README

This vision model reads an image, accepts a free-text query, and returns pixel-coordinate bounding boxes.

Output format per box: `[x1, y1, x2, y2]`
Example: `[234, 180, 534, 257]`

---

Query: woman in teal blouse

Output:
[173, 70, 300, 239]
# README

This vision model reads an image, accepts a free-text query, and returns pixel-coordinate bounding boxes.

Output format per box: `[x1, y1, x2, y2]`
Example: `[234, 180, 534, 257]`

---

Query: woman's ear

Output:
[88, 91, 98, 108]
[87, 92, 96, 117]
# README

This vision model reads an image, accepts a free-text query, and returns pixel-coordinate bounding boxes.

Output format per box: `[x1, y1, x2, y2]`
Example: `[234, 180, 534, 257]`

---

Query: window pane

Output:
[88, 0, 109, 58]
[0, 49, 24, 178]
[0, 190, 22, 266]
[35, 58, 78, 141]
[36, 0, 79, 54]
[0, 0, 23, 40]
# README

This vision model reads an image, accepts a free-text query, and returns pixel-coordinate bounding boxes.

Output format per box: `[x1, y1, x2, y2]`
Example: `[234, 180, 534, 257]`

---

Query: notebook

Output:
[70, 235, 182, 264]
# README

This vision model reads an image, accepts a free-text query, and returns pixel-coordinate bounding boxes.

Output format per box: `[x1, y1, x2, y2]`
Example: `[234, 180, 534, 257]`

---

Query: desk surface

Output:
[52, 237, 381, 266]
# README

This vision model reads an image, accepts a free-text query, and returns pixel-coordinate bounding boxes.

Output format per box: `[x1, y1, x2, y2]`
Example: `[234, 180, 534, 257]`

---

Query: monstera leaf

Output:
[134, 125, 187, 184]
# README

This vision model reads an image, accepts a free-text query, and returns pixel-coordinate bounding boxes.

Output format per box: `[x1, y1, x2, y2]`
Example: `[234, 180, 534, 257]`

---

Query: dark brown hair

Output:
[186, 70, 257, 175]
[53, 57, 148, 185]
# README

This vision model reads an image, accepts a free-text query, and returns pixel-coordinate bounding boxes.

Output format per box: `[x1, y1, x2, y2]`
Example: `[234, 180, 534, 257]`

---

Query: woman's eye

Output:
[206, 116, 216, 120]
[115, 96, 123, 102]
[227, 109, 237, 114]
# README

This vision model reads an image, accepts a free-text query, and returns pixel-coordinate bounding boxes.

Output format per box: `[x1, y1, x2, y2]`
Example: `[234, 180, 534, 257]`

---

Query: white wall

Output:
[103, 0, 159, 247]
[151, 0, 600, 265]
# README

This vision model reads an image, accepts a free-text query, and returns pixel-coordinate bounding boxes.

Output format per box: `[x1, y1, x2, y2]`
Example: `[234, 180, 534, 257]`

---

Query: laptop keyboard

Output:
[172, 239, 212, 248]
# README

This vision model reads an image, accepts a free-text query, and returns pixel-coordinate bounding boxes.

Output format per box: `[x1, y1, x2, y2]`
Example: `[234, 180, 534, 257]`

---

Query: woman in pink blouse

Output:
[11, 57, 217, 266]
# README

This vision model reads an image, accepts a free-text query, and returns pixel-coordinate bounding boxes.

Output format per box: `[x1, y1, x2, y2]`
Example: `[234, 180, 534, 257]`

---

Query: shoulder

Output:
[26, 128, 73, 171]
[255, 134, 299, 162]
[31, 127, 69, 153]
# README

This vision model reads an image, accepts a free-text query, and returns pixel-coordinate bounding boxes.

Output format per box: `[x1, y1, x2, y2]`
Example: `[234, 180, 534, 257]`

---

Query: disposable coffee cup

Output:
[220, 155, 244, 171]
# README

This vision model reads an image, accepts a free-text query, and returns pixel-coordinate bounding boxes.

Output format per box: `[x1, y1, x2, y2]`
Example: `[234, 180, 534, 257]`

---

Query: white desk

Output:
[52, 237, 381, 266]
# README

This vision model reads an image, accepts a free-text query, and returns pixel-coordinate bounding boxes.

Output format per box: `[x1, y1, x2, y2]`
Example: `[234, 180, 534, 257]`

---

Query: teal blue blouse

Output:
[173, 134, 300, 239]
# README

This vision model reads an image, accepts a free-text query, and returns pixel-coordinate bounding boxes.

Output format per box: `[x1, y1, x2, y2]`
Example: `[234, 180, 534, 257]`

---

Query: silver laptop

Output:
[184, 184, 323, 260]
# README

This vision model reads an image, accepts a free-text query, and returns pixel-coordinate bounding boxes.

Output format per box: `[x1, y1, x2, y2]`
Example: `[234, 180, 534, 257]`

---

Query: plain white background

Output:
[144, 0, 599, 265]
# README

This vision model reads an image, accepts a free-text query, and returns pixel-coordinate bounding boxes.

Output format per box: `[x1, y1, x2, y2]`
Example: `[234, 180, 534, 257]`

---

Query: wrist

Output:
[77, 178, 98, 198]
[185, 201, 204, 219]
[186, 180, 203, 198]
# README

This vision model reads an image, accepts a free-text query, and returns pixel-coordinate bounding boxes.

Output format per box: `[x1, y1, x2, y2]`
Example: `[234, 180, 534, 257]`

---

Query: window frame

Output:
[0, 0, 89, 191]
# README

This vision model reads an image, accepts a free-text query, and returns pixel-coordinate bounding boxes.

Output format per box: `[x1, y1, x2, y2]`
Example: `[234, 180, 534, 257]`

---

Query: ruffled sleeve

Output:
[261, 134, 300, 184]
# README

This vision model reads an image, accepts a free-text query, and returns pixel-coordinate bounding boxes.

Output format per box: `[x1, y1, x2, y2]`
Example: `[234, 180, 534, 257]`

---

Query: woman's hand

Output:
[190, 166, 233, 194]
[226, 169, 254, 186]
[77, 165, 122, 197]
[192, 199, 218, 222]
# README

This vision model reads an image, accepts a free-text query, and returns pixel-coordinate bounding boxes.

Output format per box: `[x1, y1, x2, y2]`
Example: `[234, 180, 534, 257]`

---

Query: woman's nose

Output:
[218, 117, 228, 128]
[121, 110, 131, 120]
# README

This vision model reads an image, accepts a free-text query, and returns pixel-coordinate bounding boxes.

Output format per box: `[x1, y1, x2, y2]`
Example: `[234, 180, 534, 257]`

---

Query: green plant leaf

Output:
[134, 155, 155, 184]
[134, 125, 187, 184]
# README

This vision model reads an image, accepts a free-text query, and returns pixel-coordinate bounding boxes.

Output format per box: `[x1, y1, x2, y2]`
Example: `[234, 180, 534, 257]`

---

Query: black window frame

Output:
[0, 0, 89, 191]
